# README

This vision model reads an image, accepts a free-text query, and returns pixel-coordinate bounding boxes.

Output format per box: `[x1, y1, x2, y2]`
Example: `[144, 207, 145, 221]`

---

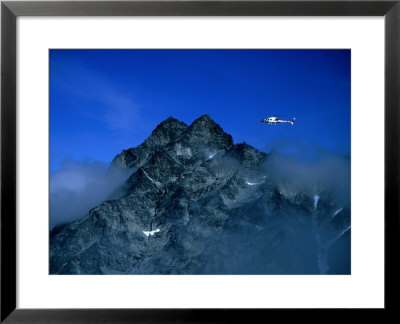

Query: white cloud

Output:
[50, 159, 133, 229]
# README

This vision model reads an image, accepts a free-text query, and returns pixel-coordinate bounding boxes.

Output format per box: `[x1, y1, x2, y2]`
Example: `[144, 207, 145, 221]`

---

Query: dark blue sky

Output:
[50, 49, 350, 173]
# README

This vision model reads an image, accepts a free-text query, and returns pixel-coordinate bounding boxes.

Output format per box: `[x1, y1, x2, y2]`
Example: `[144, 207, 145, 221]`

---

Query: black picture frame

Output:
[1, 0, 399, 322]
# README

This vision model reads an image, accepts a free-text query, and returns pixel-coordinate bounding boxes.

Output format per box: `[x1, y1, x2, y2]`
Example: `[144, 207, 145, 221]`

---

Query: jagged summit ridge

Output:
[185, 114, 234, 151]
[112, 115, 235, 170]
[152, 116, 188, 135]
[111, 116, 188, 169]
[189, 114, 218, 130]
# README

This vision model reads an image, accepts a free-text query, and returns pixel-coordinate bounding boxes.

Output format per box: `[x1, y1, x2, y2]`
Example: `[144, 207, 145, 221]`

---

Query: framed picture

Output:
[1, 0, 399, 322]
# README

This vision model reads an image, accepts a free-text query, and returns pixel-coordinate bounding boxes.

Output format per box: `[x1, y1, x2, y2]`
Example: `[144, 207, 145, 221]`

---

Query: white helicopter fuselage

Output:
[261, 116, 296, 125]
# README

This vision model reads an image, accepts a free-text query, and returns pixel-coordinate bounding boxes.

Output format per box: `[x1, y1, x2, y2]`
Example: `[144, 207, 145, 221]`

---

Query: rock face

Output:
[50, 115, 350, 274]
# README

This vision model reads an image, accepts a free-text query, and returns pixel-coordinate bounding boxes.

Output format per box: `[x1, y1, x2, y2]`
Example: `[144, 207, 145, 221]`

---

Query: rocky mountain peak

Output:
[111, 116, 187, 170]
[51, 115, 350, 275]
[151, 116, 188, 136]
[148, 116, 188, 145]
[189, 114, 221, 132]
[183, 114, 234, 151]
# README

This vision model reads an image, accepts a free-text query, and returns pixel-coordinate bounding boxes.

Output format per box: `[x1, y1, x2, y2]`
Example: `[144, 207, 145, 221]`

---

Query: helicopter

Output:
[261, 116, 296, 125]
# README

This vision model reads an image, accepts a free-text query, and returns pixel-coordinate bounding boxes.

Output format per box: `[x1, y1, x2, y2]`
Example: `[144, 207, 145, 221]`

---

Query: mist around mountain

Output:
[50, 115, 350, 275]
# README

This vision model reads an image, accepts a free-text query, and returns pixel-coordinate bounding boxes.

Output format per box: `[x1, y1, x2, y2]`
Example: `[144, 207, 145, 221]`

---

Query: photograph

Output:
[49, 49, 351, 275]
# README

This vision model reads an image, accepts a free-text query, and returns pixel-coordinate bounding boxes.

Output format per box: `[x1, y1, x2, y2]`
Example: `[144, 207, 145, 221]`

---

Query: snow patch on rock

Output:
[143, 228, 160, 237]
[246, 177, 266, 186]
[208, 152, 217, 159]
[314, 195, 320, 208]
[332, 208, 343, 218]
[143, 170, 162, 187]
